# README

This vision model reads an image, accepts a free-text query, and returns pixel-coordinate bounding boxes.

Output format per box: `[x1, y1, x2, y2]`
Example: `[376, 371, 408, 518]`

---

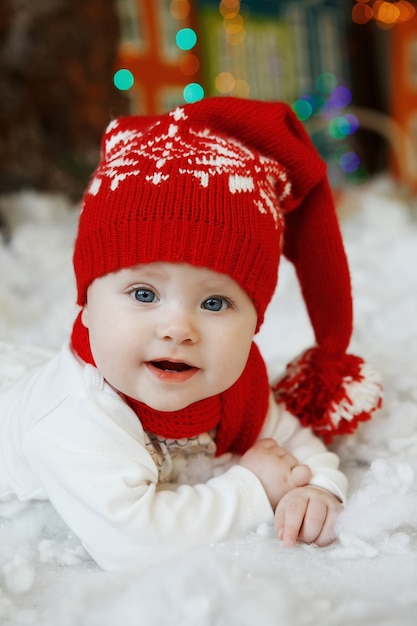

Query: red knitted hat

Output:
[72, 97, 382, 442]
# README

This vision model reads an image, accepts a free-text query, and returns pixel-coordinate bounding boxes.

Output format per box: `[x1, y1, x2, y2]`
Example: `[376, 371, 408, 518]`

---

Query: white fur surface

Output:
[0, 177, 416, 625]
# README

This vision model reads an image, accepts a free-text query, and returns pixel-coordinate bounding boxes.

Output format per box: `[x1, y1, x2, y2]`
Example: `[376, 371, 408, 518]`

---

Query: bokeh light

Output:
[176, 28, 197, 51]
[344, 113, 360, 134]
[376, 1, 400, 25]
[291, 78, 363, 181]
[352, 0, 415, 27]
[397, 1, 416, 22]
[179, 53, 200, 76]
[329, 116, 351, 139]
[113, 69, 135, 91]
[339, 151, 361, 173]
[348, 165, 370, 184]
[215, 72, 236, 93]
[218, 0, 245, 45]
[316, 72, 338, 95]
[232, 79, 250, 98]
[183, 82, 204, 102]
[293, 98, 314, 121]
[312, 94, 327, 111]
[226, 27, 246, 45]
[352, 2, 373, 24]
[328, 114, 359, 140]
[329, 86, 352, 108]
[223, 13, 244, 30]
[170, 0, 191, 20]
[219, 0, 241, 19]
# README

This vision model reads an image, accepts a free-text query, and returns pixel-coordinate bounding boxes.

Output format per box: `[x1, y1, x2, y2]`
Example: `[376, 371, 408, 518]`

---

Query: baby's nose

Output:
[156, 310, 199, 344]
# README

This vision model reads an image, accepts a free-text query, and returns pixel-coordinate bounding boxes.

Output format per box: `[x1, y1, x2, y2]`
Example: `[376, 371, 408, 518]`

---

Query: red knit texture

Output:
[73, 98, 329, 326]
[273, 347, 383, 444]
[70, 97, 383, 442]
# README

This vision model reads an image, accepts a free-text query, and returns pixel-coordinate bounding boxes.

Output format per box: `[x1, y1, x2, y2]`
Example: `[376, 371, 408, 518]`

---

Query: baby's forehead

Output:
[113, 261, 240, 286]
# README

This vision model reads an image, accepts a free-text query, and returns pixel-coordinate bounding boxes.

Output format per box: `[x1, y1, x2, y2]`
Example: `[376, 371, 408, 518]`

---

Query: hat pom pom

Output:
[272, 348, 383, 443]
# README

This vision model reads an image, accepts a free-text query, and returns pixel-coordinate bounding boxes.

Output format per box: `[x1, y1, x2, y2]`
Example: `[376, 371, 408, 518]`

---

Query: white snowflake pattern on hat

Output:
[87, 107, 291, 229]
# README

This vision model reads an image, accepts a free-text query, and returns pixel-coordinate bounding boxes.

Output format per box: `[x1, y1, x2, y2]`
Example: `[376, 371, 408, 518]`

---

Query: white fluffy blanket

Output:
[0, 178, 416, 625]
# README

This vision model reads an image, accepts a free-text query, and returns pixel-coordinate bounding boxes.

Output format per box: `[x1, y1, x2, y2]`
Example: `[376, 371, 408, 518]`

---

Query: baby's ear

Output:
[81, 306, 89, 328]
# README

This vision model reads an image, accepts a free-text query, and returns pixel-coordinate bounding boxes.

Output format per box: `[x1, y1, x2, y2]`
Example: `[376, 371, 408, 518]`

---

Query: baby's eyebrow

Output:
[122, 268, 166, 281]
[198, 284, 232, 295]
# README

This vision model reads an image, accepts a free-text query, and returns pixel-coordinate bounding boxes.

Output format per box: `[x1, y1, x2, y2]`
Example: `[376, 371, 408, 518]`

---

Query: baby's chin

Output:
[118, 380, 237, 412]
[140, 396, 213, 412]
[134, 388, 232, 413]
[109, 383, 207, 412]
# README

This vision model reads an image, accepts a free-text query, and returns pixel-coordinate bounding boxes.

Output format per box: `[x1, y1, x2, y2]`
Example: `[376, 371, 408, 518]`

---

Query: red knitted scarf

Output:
[71, 312, 269, 456]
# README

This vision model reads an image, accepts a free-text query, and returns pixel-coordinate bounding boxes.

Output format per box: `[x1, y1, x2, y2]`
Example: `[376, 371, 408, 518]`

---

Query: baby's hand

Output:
[239, 439, 312, 510]
[274, 486, 343, 547]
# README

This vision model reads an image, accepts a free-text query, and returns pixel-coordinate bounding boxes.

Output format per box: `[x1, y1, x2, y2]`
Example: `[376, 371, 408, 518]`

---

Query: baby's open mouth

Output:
[146, 360, 198, 382]
[151, 360, 192, 373]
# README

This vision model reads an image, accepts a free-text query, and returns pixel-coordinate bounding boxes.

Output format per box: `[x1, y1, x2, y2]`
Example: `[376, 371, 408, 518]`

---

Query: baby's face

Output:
[81, 262, 257, 411]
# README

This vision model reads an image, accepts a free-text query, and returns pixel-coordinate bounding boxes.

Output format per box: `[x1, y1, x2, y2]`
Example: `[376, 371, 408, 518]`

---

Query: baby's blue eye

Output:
[133, 288, 157, 303]
[202, 297, 229, 312]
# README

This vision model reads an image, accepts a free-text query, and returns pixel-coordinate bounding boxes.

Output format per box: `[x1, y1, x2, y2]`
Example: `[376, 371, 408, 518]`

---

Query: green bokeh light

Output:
[316, 72, 337, 95]
[176, 28, 198, 51]
[329, 116, 351, 140]
[348, 165, 370, 185]
[292, 99, 313, 121]
[183, 82, 204, 103]
[114, 69, 135, 91]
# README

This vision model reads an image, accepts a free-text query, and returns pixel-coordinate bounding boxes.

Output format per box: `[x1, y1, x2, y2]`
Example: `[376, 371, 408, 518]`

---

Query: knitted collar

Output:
[71, 312, 269, 456]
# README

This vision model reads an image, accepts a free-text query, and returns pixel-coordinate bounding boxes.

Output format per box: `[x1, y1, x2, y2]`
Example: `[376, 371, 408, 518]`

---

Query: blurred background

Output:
[0, 0, 415, 204]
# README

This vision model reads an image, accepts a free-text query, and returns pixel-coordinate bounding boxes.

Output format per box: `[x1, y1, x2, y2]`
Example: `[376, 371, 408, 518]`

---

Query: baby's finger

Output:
[309, 504, 340, 547]
[274, 492, 307, 546]
[290, 464, 312, 487]
[298, 498, 327, 544]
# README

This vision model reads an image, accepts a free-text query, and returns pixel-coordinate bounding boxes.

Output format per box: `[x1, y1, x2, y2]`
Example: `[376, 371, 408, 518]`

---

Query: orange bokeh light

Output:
[215, 72, 236, 93]
[397, 0, 416, 22]
[219, 0, 240, 18]
[352, 3, 373, 23]
[376, 1, 400, 24]
[179, 53, 200, 76]
[170, 0, 190, 20]
[352, 0, 416, 27]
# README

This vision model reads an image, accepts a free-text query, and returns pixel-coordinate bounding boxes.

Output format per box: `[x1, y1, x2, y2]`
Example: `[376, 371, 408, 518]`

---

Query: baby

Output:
[0, 97, 382, 570]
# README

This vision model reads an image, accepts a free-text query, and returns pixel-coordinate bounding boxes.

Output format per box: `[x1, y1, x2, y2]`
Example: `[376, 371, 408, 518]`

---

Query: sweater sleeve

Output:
[258, 391, 348, 503]
[21, 386, 273, 570]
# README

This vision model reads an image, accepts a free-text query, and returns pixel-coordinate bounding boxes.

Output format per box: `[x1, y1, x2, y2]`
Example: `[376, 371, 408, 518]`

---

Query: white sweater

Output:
[0, 343, 347, 570]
